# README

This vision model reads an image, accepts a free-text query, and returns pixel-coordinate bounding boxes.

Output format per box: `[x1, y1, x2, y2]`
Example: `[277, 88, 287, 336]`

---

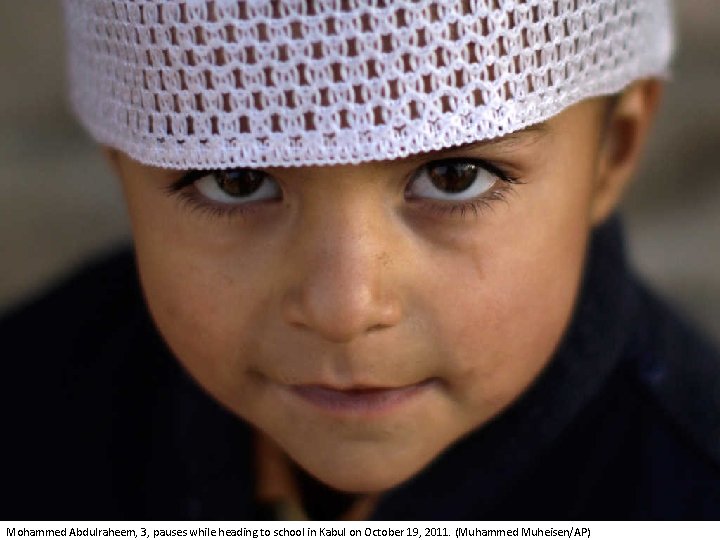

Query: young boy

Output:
[3, 0, 720, 520]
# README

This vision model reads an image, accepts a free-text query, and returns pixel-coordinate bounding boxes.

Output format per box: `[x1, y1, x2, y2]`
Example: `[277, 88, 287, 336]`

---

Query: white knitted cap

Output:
[64, 0, 674, 169]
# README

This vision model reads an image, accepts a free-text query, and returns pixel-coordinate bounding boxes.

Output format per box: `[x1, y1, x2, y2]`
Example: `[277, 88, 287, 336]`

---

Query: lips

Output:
[287, 379, 437, 415]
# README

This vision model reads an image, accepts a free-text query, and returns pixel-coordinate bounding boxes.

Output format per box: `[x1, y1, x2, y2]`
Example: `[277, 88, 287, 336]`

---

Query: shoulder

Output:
[499, 279, 720, 520]
[1, 246, 154, 401]
[626, 280, 720, 517]
[632, 281, 720, 462]
[1, 246, 141, 356]
[0, 247, 165, 518]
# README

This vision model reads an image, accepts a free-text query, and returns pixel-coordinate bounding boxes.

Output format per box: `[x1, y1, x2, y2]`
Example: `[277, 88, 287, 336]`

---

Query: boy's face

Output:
[115, 98, 613, 493]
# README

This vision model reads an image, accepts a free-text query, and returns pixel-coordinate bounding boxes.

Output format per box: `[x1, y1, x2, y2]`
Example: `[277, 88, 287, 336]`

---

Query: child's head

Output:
[64, 1, 673, 493]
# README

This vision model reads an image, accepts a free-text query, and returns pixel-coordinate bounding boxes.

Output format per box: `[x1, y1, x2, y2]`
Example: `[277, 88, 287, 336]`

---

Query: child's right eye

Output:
[193, 169, 282, 204]
[166, 168, 283, 216]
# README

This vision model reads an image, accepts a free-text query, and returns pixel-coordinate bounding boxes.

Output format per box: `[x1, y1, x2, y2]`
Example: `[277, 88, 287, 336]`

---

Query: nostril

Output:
[368, 323, 392, 333]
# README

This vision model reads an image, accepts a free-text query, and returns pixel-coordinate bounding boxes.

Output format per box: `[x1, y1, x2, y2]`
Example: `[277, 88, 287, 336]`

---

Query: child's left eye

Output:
[406, 159, 502, 202]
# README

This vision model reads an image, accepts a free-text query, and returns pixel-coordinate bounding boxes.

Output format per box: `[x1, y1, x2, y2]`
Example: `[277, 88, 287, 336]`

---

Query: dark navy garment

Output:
[3, 217, 720, 519]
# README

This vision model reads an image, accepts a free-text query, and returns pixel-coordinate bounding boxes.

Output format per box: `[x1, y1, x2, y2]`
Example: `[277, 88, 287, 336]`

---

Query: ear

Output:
[590, 79, 663, 225]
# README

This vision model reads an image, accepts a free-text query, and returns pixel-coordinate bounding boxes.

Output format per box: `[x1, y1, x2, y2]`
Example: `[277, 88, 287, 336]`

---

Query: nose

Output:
[281, 201, 404, 343]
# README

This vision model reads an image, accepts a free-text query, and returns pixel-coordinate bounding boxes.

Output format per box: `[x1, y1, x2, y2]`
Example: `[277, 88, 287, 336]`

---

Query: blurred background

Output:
[1, 2, 718, 342]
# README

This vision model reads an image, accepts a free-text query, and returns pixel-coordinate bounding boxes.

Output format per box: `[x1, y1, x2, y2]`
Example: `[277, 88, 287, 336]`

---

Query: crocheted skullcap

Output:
[63, 0, 674, 169]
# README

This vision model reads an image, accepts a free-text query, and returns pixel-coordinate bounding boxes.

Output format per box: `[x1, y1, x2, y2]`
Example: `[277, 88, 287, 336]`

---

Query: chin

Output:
[289, 442, 439, 495]
[308, 464, 419, 495]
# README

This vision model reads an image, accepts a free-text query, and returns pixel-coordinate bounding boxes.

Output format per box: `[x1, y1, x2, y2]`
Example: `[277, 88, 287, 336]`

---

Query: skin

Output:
[109, 81, 661, 494]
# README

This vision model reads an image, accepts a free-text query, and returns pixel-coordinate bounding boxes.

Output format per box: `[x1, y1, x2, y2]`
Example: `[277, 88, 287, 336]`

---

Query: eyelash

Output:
[165, 171, 273, 221]
[415, 181, 517, 220]
[409, 159, 521, 220]
[165, 159, 523, 221]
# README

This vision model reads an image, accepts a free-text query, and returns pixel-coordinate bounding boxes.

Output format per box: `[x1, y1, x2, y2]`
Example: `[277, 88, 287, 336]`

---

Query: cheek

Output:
[131, 221, 272, 406]
[120, 173, 278, 403]
[424, 184, 592, 418]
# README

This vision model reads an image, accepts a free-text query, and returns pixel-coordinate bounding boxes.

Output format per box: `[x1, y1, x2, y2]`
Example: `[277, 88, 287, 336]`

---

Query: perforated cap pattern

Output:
[64, 0, 674, 169]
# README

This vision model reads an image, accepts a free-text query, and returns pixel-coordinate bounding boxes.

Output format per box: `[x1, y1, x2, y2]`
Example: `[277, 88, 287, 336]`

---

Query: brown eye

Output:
[195, 168, 281, 203]
[427, 162, 479, 193]
[215, 169, 267, 197]
[407, 159, 497, 201]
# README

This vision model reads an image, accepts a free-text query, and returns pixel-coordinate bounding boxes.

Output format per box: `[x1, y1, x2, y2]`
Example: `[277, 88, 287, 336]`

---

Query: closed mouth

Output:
[287, 378, 438, 415]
